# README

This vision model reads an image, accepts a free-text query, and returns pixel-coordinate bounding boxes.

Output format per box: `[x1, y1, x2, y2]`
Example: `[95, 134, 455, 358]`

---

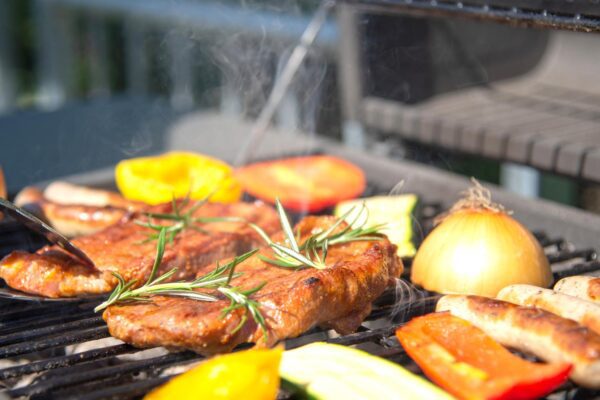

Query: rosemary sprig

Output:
[135, 193, 235, 243]
[220, 282, 268, 336]
[94, 229, 267, 336]
[249, 199, 385, 270]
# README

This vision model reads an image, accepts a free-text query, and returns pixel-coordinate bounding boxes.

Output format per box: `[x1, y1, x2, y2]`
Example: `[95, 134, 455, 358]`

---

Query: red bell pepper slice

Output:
[396, 312, 572, 400]
[235, 155, 366, 212]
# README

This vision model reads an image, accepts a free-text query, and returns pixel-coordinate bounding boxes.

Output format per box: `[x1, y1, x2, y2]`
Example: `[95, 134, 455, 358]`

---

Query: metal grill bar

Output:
[547, 248, 596, 264]
[555, 261, 600, 280]
[8, 351, 199, 398]
[0, 310, 98, 336]
[0, 316, 104, 347]
[62, 377, 172, 400]
[0, 344, 132, 380]
[0, 302, 95, 324]
[0, 326, 109, 358]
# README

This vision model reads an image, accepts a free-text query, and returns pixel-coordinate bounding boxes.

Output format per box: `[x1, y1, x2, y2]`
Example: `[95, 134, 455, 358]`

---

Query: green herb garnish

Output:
[249, 199, 385, 270]
[135, 193, 234, 243]
[94, 228, 267, 335]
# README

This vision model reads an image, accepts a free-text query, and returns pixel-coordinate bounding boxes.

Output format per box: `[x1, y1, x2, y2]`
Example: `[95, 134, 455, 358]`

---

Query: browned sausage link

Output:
[14, 184, 144, 238]
[498, 284, 600, 335]
[436, 294, 600, 388]
[555, 276, 600, 303]
[43, 181, 146, 211]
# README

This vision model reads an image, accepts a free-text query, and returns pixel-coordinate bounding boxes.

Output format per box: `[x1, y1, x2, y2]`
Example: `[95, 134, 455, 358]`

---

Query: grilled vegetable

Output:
[411, 179, 551, 297]
[144, 347, 282, 400]
[334, 194, 418, 257]
[554, 275, 600, 303]
[396, 312, 571, 400]
[498, 284, 600, 335]
[280, 342, 453, 400]
[235, 155, 365, 212]
[437, 295, 600, 388]
[116, 152, 241, 205]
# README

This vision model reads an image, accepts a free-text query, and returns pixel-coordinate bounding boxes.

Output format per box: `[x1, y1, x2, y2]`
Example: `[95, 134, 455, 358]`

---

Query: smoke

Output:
[279, 47, 328, 133]
[391, 278, 438, 323]
[208, 1, 330, 139]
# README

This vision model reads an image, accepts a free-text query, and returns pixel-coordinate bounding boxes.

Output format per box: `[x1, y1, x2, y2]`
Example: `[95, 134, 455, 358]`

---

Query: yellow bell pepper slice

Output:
[145, 347, 282, 400]
[115, 152, 242, 205]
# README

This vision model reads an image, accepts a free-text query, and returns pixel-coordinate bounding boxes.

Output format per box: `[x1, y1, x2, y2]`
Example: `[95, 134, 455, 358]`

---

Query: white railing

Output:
[0, 0, 338, 131]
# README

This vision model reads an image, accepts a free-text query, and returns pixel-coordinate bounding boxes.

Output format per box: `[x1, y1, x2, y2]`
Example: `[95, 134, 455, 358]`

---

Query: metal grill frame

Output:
[342, 0, 600, 32]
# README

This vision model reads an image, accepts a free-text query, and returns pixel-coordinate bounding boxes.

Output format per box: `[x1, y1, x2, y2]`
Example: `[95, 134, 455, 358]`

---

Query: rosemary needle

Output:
[135, 194, 237, 243]
[94, 228, 267, 335]
[249, 199, 385, 270]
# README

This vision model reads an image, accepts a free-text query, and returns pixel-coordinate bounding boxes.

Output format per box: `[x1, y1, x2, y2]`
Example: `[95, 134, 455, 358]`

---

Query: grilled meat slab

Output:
[0, 201, 278, 298]
[103, 216, 402, 355]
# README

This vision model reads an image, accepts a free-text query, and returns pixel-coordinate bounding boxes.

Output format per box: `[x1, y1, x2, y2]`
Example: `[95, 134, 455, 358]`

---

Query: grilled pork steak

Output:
[0, 201, 278, 298]
[103, 216, 402, 355]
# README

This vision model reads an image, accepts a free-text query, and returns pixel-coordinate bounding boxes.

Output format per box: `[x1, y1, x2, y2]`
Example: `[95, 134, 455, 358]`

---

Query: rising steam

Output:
[391, 278, 439, 323]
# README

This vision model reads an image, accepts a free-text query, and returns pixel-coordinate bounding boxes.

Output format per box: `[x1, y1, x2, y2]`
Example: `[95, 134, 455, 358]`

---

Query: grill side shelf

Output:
[345, 0, 600, 32]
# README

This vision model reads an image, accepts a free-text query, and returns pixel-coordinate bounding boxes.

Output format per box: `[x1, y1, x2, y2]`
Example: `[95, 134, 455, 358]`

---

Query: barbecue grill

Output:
[0, 182, 598, 399]
[0, 118, 599, 399]
[3, 0, 600, 399]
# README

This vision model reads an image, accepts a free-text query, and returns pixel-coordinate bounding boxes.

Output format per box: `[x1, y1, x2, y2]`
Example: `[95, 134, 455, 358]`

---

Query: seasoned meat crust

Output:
[103, 216, 402, 355]
[0, 201, 278, 298]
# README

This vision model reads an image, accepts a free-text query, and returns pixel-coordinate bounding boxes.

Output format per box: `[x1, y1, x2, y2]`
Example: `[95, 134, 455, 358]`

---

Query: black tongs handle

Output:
[0, 198, 95, 268]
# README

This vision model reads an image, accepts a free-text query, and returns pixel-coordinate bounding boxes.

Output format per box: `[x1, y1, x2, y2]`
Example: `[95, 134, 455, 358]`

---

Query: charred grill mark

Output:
[303, 277, 320, 286]
[467, 296, 510, 318]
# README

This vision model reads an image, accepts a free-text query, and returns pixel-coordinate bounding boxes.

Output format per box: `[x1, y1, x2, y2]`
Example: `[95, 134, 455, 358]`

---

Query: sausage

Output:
[43, 181, 144, 211]
[14, 186, 44, 207]
[554, 276, 600, 304]
[498, 284, 600, 335]
[38, 202, 130, 237]
[436, 294, 600, 388]
[14, 185, 137, 237]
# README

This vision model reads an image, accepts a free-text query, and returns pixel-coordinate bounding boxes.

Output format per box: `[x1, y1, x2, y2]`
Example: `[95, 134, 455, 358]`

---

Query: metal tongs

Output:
[0, 198, 95, 268]
[0, 197, 100, 302]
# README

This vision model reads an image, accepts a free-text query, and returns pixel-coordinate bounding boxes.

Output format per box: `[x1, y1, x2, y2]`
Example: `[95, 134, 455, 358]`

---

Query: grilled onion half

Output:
[411, 180, 551, 297]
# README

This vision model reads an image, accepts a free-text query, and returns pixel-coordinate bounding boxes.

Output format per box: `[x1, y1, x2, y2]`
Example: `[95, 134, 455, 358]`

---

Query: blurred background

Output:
[1, 0, 599, 212]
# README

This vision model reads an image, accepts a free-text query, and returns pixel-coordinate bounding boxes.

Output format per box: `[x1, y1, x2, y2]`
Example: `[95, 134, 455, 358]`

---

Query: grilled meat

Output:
[0, 201, 279, 298]
[43, 181, 144, 210]
[498, 284, 600, 335]
[554, 276, 600, 303]
[103, 216, 402, 355]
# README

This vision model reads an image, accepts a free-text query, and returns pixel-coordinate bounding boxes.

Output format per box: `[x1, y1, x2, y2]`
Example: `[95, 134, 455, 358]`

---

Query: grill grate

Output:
[0, 187, 599, 399]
